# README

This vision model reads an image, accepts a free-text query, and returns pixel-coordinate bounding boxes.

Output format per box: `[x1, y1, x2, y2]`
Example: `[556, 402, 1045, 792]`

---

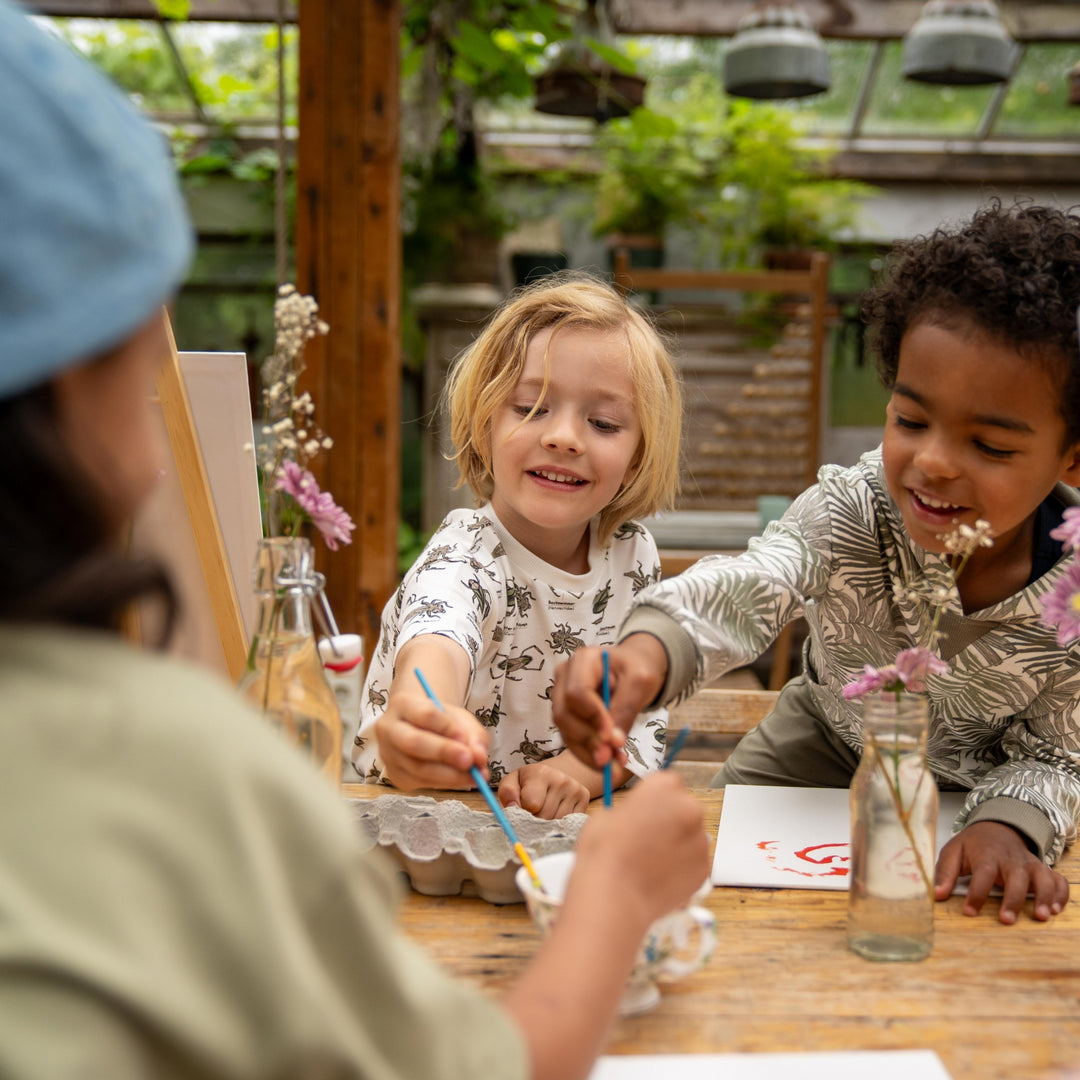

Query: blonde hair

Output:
[445, 272, 682, 544]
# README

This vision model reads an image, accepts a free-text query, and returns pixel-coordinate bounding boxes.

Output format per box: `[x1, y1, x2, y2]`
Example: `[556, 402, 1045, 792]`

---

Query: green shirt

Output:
[0, 625, 527, 1080]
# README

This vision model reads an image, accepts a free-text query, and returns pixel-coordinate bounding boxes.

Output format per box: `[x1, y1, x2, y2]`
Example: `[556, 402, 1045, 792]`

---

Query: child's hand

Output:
[570, 771, 710, 926]
[934, 820, 1070, 924]
[551, 633, 669, 769]
[499, 761, 591, 819]
[375, 691, 489, 791]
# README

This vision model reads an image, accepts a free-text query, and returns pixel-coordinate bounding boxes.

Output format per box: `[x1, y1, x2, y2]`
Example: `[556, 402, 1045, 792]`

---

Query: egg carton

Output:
[347, 793, 587, 904]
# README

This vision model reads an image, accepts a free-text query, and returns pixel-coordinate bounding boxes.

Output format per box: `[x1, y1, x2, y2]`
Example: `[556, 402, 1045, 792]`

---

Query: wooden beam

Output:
[488, 139, 1080, 187]
[25, 0, 296, 19]
[611, 1, 1080, 42]
[297, 0, 400, 647]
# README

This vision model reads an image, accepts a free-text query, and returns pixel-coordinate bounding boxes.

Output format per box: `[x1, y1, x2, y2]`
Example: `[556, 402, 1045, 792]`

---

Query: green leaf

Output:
[152, 0, 191, 19]
[583, 38, 637, 75]
[451, 20, 511, 74]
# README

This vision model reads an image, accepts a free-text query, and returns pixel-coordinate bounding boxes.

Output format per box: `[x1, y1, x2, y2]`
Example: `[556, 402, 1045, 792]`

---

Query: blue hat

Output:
[0, 2, 194, 399]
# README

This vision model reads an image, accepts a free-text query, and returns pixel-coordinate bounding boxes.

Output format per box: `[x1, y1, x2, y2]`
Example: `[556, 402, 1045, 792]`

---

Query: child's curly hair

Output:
[863, 201, 1080, 444]
[444, 272, 682, 545]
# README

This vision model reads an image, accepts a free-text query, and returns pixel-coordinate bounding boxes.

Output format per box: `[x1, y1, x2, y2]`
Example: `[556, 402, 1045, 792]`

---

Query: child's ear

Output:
[1060, 442, 1080, 487]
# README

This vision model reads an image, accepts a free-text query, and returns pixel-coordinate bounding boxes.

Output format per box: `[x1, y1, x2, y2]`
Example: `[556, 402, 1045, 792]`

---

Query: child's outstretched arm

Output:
[374, 635, 489, 791]
[503, 770, 710, 1080]
[551, 633, 669, 769]
[934, 820, 1070, 924]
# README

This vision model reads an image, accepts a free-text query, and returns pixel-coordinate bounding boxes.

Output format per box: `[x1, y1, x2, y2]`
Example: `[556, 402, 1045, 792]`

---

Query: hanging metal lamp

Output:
[533, 0, 646, 123]
[901, 0, 1016, 85]
[723, 4, 831, 101]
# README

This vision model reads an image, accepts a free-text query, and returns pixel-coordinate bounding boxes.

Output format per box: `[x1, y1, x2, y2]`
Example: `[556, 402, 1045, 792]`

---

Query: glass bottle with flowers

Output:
[238, 284, 356, 786]
[842, 520, 994, 961]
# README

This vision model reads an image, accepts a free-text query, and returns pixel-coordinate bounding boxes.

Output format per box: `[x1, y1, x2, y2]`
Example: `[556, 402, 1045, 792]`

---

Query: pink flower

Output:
[842, 664, 902, 700]
[842, 648, 949, 700]
[1040, 559, 1080, 646]
[894, 647, 949, 693]
[276, 460, 356, 551]
[1051, 507, 1080, 554]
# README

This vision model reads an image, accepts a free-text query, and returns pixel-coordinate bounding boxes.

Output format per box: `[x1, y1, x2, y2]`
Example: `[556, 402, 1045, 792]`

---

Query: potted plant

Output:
[591, 105, 713, 270]
[705, 99, 877, 269]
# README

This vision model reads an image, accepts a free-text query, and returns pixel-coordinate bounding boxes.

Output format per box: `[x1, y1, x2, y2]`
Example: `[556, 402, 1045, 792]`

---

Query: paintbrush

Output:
[413, 667, 545, 894]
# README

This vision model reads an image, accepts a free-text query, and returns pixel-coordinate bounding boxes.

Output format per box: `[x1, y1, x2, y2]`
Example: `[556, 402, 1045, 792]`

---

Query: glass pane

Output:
[47, 18, 191, 114]
[993, 43, 1080, 137]
[786, 40, 876, 136]
[170, 21, 295, 125]
[861, 40, 997, 137]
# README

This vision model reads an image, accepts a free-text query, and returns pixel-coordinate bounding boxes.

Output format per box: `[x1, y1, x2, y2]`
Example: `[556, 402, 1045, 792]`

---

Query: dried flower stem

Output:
[868, 730, 934, 900]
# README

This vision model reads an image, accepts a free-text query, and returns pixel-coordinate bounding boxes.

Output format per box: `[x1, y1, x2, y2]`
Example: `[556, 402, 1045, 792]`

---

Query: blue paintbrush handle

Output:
[602, 651, 613, 806]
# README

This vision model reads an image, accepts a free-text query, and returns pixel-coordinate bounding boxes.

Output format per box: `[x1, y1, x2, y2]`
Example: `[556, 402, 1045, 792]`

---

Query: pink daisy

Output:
[1040, 559, 1080, 647]
[894, 647, 949, 693]
[1051, 507, 1080, 554]
[842, 664, 902, 700]
[276, 460, 356, 551]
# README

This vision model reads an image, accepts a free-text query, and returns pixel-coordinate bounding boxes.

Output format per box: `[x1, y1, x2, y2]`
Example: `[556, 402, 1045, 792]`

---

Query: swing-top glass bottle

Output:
[237, 536, 342, 786]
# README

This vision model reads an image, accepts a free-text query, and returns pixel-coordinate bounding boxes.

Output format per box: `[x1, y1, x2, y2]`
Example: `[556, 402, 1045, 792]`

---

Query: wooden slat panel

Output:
[614, 250, 829, 515]
[668, 687, 779, 736]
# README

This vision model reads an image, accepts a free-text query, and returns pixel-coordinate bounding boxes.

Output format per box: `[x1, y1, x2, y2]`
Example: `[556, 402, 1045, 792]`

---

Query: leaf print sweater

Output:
[621, 448, 1080, 864]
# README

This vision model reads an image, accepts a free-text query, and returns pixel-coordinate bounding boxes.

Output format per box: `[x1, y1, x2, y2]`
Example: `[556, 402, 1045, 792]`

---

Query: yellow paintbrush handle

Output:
[514, 841, 545, 894]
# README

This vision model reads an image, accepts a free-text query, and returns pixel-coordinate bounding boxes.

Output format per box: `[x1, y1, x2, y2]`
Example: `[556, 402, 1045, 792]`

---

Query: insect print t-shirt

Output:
[350, 505, 668, 786]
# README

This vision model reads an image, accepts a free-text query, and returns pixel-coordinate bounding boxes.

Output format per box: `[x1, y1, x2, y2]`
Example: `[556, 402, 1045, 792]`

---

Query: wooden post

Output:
[296, 0, 401, 646]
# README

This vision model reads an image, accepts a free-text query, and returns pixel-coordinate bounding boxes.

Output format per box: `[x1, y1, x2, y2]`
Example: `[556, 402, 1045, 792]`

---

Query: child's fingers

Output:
[998, 867, 1029, 924]
[380, 704, 488, 785]
[932, 836, 964, 900]
[497, 772, 522, 809]
[961, 863, 997, 918]
[551, 655, 620, 767]
[1029, 865, 1069, 921]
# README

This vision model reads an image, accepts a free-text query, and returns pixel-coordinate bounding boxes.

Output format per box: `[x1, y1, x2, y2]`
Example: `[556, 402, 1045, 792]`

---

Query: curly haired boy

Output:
[553, 201, 1080, 925]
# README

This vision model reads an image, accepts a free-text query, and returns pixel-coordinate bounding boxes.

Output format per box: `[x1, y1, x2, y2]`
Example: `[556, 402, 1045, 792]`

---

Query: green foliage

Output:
[152, 0, 191, 17]
[704, 99, 878, 265]
[592, 105, 711, 237]
[590, 69, 876, 261]
[397, 520, 431, 576]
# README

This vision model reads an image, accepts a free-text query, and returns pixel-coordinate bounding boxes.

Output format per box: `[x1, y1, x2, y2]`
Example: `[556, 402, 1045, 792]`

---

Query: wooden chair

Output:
[616, 252, 827, 692]
[666, 686, 780, 787]
[612, 248, 830, 498]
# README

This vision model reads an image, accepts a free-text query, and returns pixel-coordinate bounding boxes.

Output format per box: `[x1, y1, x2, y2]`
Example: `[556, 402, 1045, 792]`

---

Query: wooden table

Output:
[343, 783, 1080, 1080]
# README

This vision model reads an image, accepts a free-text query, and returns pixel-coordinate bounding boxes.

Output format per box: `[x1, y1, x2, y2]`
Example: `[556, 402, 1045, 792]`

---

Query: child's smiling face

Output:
[489, 324, 642, 572]
[882, 317, 1080, 561]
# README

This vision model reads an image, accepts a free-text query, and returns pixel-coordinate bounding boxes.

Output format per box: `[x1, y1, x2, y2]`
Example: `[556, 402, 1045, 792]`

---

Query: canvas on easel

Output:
[128, 309, 259, 682]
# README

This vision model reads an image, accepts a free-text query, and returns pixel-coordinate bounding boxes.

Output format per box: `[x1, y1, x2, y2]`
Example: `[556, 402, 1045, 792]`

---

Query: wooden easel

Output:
[156, 311, 248, 679]
[125, 310, 250, 681]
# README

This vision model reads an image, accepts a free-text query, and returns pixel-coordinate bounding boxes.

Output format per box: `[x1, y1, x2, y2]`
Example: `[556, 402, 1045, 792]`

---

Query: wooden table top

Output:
[343, 783, 1080, 1080]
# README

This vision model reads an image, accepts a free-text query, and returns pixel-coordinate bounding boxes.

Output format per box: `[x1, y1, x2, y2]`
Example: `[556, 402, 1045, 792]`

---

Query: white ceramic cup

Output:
[515, 850, 717, 1016]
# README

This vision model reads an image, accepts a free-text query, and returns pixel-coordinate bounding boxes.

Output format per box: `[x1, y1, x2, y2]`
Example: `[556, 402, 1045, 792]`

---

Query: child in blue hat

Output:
[0, 6, 709, 1078]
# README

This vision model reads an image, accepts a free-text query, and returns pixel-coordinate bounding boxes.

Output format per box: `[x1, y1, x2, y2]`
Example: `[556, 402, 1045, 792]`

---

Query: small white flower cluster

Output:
[892, 519, 995, 651]
[273, 283, 330, 367]
[940, 519, 994, 558]
[254, 285, 333, 529]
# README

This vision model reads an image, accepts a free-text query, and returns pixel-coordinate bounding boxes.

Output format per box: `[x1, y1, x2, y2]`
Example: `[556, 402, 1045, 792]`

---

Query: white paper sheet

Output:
[589, 1050, 952, 1079]
[711, 785, 966, 890]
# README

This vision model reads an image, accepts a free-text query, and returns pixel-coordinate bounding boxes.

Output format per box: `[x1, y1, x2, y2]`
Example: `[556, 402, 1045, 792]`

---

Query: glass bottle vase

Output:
[237, 536, 342, 787]
[847, 692, 938, 961]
